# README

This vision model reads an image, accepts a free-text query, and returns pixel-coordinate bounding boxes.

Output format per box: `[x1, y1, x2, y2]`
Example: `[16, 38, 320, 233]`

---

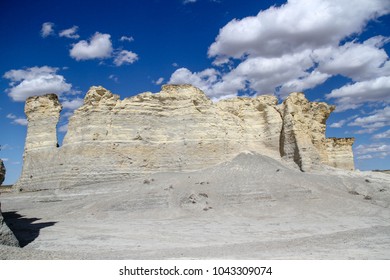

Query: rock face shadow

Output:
[2, 211, 57, 247]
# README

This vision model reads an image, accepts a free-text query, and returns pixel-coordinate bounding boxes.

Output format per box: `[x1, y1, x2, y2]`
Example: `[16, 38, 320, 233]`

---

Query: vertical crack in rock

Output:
[277, 92, 354, 172]
[14, 85, 355, 191]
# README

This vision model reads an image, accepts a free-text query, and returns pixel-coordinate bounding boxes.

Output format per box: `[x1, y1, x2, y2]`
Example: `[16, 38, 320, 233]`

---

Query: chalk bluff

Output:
[14, 85, 354, 191]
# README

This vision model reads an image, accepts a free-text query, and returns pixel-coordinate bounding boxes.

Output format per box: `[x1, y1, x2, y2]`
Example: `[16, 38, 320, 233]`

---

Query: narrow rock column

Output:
[13, 94, 62, 191]
[279, 92, 335, 171]
[24, 94, 62, 151]
[326, 138, 355, 170]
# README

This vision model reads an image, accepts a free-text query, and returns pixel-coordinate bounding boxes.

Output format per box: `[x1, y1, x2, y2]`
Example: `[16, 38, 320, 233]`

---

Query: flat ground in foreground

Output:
[1, 153, 390, 259]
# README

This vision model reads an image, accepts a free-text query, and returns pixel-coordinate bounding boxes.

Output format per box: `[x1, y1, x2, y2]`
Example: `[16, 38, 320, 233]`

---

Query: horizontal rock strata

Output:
[15, 85, 354, 191]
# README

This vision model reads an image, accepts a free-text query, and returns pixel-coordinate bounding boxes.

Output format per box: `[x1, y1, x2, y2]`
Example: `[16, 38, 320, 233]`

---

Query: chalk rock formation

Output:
[0, 159, 5, 186]
[325, 138, 355, 170]
[279, 92, 335, 171]
[14, 85, 355, 191]
[24, 94, 62, 151]
[16, 95, 62, 191]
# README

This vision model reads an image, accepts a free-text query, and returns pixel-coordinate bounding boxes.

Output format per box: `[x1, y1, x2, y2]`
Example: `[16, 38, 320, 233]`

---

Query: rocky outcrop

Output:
[0, 159, 5, 186]
[277, 93, 355, 171]
[15, 95, 62, 191]
[14, 85, 355, 191]
[217, 95, 282, 155]
[0, 160, 18, 246]
[24, 94, 62, 151]
[325, 138, 355, 170]
[278, 92, 349, 171]
[0, 202, 19, 247]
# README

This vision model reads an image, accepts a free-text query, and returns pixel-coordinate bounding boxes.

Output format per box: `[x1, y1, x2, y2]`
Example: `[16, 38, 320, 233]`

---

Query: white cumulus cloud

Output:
[208, 0, 389, 60]
[113, 50, 138, 66]
[357, 154, 373, 160]
[57, 97, 84, 134]
[6, 113, 16, 119]
[372, 129, 390, 139]
[349, 107, 390, 130]
[109, 74, 119, 83]
[154, 77, 164, 85]
[59, 26, 80, 39]
[355, 144, 390, 160]
[58, 123, 69, 133]
[41, 22, 54, 37]
[169, 0, 390, 104]
[316, 37, 390, 81]
[329, 115, 358, 129]
[327, 77, 390, 111]
[3, 66, 72, 101]
[169, 68, 228, 99]
[13, 118, 28, 126]
[120, 36, 134, 42]
[61, 97, 84, 110]
[70, 32, 113, 61]
[5, 113, 27, 125]
[330, 120, 347, 128]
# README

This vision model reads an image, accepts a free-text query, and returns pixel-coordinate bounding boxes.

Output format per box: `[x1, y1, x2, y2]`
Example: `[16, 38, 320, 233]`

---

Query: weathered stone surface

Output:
[217, 95, 282, 156]
[25, 94, 62, 151]
[0, 161, 17, 246]
[325, 138, 355, 170]
[277, 92, 354, 171]
[0, 202, 19, 247]
[0, 159, 5, 186]
[14, 85, 355, 191]
[15, 94, 62, 191]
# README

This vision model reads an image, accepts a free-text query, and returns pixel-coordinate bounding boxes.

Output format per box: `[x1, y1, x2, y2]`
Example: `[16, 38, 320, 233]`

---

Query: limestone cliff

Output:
[14, 85, 355, 191]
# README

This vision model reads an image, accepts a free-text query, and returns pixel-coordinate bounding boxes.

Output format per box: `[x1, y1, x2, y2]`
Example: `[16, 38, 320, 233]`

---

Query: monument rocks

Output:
[14, 85, 354, 191]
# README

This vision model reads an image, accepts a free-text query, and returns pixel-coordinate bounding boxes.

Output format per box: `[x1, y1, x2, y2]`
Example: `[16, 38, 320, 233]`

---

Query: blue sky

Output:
[1, 0, 389, 184]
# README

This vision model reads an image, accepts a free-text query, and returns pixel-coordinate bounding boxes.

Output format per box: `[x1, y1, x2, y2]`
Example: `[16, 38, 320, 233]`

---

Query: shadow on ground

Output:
[2, 211, 57, 247]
